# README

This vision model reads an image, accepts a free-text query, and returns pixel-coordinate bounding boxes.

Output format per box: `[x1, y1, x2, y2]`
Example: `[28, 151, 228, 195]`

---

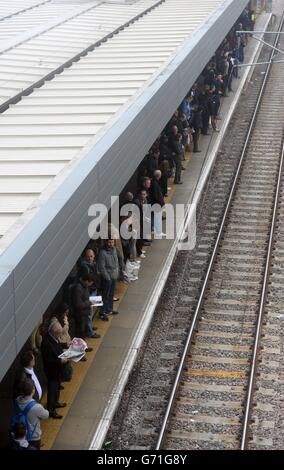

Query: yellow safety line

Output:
[40, 151, 192, 449]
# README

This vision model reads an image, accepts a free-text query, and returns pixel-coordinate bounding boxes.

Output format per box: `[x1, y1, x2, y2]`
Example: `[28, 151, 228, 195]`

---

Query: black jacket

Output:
[146, 154, 159, 177]
[159, 141, 171, 161]
[41, 334, 64, 380]
[151, 179, 164, 207]
[170, 140, 183, 158]
[6, 440, 38, 451]
[72, 281, 92, 318]
[78, 260, 100, 290]
[192, 109, 203, 130]
[133, 197, 150, 229]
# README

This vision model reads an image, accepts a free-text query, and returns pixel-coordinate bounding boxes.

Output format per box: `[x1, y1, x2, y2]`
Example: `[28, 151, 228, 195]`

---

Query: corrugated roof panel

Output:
[0, 215, 22, 236]
[0, 124, 101, 135]
[0, 148, 80, 160]
[0, 0, 224, 248]
[0, 136, 91, 146]
[0, 162, 66, 176]
[0, 176, 52, 193]
[0, 113, 114, 123]
[0, 195, 36, 212]
[0, 1, 80, 42]
[0, 0, 49, 21]
[8, 102, 122, 111]
[0, 0, 161, 108]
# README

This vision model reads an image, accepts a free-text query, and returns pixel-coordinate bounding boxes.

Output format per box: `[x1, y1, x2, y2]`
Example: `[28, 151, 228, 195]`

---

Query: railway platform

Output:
[37, 10, 271, 450]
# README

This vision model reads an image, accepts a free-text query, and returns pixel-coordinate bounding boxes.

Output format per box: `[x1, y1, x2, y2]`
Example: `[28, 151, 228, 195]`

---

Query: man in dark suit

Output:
[13, 350, 42, 402]
[71, 273, 96, 341]
[133, 189, 151, 253]
[41, 323, 68, 419]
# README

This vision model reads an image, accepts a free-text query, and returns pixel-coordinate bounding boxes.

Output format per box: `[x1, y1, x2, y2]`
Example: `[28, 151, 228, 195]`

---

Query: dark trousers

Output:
[160, 173, 168, 195]
[75, 314, 87, 340]
[238, 45, 244, 63]
[173, 154, 182, 183]
[29, 439, 41, 450]
[193, 129, 201, 152]
[223, 74, 229, 94]
[47, 377, 60, 412]
[233, 62, 239, 78]
[202, 113, 210, 134]
[136, 237, 144, 256]
[228, 70, 234, 91]
[100, 279, 115, 315]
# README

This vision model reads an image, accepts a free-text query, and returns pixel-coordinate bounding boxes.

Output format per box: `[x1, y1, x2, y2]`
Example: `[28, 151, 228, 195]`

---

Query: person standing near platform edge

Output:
[78, 249, 101, 339]
[13, 350, 42, 402]
[14, 378, 49, 449]
[41, 323, 69, 419]
[98, 239, 124, 321]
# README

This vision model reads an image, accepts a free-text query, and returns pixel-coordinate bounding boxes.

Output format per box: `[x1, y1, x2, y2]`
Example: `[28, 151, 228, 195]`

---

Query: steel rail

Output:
[155, 14, 284, 451]
[240, 13, 284, 451]
[240, 128, 284, 450]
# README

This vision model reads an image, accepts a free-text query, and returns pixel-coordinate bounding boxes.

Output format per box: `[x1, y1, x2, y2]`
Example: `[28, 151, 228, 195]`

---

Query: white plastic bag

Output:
[125, 259, 140, 281]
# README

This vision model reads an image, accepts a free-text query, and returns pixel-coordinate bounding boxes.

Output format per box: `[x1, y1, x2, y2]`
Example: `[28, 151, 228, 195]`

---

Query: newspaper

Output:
[58, 349, 85, 363]
[58, 337, 87, 362]
[90, 295, 103, 306]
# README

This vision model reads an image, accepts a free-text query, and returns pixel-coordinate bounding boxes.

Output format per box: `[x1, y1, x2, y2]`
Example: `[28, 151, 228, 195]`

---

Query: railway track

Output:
[247, 151, 284, 448]
[106, 15, 284, 451]
[156, 15, 284, 450]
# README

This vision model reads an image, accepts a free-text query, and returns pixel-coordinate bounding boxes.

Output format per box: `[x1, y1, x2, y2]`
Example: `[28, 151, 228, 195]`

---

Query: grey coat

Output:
[97, 247, 124, 281]
[15, 397, 49, 441]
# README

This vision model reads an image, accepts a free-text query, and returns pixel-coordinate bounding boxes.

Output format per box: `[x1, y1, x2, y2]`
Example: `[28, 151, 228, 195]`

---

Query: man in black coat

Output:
[191, 106, 203, 153]
[146, 149, 160, 177]
[151, 170, 165, 238]
[170, 133, 184, 184]
[77, 249, 101, 339]
[133, 188, 151, 253]
[151, 170, 165, 208]
[71, 273, 95, 340]
[41, 323, 68, 419]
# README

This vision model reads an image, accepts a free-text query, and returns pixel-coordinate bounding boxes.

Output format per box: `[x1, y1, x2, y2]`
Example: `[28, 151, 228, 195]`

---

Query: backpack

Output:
[10, 400, 37, 442]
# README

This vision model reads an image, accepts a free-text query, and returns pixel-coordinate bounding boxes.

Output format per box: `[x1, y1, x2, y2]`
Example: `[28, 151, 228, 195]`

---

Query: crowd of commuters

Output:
[6, 7, 255, 450]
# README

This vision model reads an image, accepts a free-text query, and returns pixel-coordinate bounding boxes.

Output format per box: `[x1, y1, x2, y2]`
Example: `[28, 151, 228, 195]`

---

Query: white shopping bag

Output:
[125, 260, 140, 280]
